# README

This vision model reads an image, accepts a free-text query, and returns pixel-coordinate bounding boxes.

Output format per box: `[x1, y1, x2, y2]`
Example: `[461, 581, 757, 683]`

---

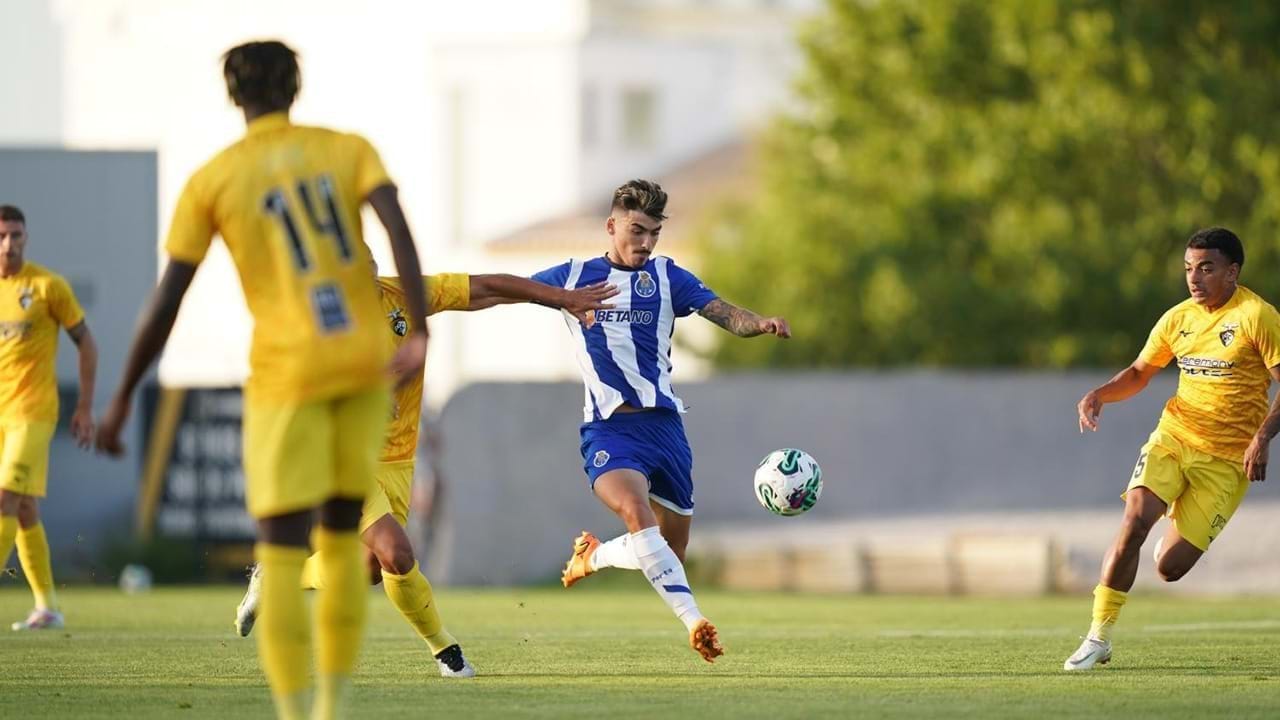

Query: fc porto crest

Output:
[592, 450, 611, 468]
[17, 288, 32, 310]
[1220, 322, 1239, 347]
[387, 308, 408, 337]
[633, 270, 657, 298]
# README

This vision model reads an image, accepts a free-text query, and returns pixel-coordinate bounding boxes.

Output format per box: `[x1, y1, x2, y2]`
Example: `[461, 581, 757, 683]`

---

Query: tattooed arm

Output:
[697, 298, 791, 338]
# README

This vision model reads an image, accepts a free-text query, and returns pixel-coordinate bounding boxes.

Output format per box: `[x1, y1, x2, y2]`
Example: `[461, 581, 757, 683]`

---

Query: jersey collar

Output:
[246, 112, 292, 136]
[602, 254, 651, 272]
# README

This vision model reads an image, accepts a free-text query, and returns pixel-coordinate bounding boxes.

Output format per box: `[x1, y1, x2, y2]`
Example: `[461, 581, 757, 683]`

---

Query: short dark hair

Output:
[1187, 227, 1244, 268]
[222, 40, 300, 110]
[611, 179, 668, 221]
[0, 205, 25, 224]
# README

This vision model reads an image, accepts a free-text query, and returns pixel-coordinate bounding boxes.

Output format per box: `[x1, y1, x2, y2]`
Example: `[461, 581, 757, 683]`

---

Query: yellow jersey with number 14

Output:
[377, 273, 469, 462]
[1138, 285, 1280, 462]
[0, 263, 85, 422]
[165, 112, 393, 404]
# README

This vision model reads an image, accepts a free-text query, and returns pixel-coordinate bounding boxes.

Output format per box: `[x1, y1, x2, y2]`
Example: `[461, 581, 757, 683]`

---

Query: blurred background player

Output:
[94, 40, 430, 719]
[1067, 227, 1280, 670]
[0, 205, 98, 631]
[540, 179, 790, 662]
[235, 270, 618, 679]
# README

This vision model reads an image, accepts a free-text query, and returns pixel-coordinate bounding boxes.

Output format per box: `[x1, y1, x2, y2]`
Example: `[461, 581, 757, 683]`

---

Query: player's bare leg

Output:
[584, 469, 723, 662]
[364, 514, 474, 678]
[1152, 522, 1203, 583]
[1066, 487, 1166, 670]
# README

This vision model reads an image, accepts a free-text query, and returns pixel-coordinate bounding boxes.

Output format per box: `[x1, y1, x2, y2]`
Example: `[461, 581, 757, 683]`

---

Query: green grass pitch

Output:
[2, 585, 1278, 718]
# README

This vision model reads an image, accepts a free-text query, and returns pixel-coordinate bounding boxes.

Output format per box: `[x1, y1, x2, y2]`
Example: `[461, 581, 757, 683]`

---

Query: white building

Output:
[4, 0, 815, 406]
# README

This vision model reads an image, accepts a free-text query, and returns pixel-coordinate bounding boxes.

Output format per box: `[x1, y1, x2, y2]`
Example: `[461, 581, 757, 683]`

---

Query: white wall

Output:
[8, 0, 810, 406]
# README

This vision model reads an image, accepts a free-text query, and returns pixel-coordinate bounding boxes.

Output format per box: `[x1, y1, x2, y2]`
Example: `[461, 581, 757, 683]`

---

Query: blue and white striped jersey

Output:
[532, 255, 718, 422]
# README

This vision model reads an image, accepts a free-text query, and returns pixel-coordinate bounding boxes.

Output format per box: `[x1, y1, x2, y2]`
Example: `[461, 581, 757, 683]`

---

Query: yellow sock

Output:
[300, 552, 325, 590]
[382, 561, 457, 655]
[313, 528, 367, 720]
[254, 543, 311, 717]
[1088, 584, 1128, 641]
[0, 515, 18, 576]
[17, 523, 57, 611]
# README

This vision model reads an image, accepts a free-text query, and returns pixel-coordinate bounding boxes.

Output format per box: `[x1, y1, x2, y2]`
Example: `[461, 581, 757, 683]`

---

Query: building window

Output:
[621, 88, 656, 149]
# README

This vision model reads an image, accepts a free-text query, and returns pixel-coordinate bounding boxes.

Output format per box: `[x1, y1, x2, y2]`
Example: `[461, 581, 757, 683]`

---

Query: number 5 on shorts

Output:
[1131, 451, 1149, 480]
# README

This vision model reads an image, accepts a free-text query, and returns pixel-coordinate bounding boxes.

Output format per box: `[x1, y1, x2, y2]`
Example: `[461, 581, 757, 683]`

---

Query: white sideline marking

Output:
[879, 628, 1071, 638]
[879, 619, 1280, 638]
[1140, 619, 1280, 633]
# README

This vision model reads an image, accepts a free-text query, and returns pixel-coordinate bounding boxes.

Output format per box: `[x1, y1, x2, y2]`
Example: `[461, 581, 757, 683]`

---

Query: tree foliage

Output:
[698, 0, 1280, 368]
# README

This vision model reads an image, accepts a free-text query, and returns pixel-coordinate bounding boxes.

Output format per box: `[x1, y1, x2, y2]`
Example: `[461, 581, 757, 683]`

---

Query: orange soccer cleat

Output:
[689, 618, 724, 663]
[560, 531, 601, 588]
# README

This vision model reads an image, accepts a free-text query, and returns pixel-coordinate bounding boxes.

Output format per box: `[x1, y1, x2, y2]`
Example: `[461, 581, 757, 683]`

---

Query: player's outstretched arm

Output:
[66, 321, 98, 449]
[1242, 365, 1280, 483]
[1076, 358, 1162, 433]
[95, 260, 198, 456]
[468, 274, 618, 322]
[368, 184, 428, 385]
[698, 298, 791, 339]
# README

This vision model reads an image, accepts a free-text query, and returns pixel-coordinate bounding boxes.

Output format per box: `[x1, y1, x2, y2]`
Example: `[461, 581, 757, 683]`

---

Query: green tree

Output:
[699, 0, 1280, 368]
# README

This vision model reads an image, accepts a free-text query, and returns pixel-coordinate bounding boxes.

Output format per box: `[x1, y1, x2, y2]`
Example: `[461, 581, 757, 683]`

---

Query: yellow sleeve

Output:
[352, 134, 393, 200]
[164, 174, 215, 265]
[1137, 310, 1175, 367]
[1250, 302, 1280, 368]
[48, 275, 85, 329]
[425, 273, 471, 313]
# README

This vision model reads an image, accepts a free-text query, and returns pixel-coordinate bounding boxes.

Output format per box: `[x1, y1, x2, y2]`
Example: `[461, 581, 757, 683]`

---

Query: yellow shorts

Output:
[1125, 428, 1248, 552]
[242, 385, 390, 519]
[359, 460, 415, 533]
[0, 420, 56, 497]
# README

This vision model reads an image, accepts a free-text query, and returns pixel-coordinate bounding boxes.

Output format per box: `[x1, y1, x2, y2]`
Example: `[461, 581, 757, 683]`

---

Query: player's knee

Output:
[379, 541, 417, 576]
[318, 497, 364, 531]
[15, 496, 39, 526]
[1156, 554, 1193, 583]
[617, 500, 655, 531]
[1156, 558, 1189, 582]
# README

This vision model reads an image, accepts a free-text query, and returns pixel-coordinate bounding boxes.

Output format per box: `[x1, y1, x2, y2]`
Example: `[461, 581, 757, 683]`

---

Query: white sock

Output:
[630, 526, 703, 631]
[591, 533, 643, 571]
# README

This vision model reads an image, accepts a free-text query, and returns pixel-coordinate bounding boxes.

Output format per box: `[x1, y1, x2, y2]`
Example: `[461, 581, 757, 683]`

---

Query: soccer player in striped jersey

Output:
[96, 41, 429, 719]
[234, 271, 617, 679]
[542, 179, 791, 662]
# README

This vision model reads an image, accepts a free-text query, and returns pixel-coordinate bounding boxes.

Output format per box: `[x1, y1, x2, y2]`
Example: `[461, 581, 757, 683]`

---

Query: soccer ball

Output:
[753, 448, 822, 517]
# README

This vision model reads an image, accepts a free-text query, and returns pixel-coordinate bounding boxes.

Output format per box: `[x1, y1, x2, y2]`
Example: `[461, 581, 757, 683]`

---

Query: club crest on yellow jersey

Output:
[387, 308, 408, 337]
[18, 288, 33, 310]
[1219, 322, 1238, 347]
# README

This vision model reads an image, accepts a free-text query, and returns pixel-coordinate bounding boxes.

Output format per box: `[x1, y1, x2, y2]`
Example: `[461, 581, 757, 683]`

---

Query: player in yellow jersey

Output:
[1065, 228, 1280, 670]
[0, 205, 98, 632]
[95, 41, 431, 720]
[233, 271, 617, 678]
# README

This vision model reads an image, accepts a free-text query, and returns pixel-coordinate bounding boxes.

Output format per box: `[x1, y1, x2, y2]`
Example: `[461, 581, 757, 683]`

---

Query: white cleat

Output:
[1063, 636, 1112, 670]
[434, 644, 476, 678]
[11, 608, 64, 631]
[233, 564, 263, 638]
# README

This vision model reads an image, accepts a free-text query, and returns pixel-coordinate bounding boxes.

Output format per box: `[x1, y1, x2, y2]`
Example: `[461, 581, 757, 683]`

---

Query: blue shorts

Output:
[579, 409, 694, 516]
